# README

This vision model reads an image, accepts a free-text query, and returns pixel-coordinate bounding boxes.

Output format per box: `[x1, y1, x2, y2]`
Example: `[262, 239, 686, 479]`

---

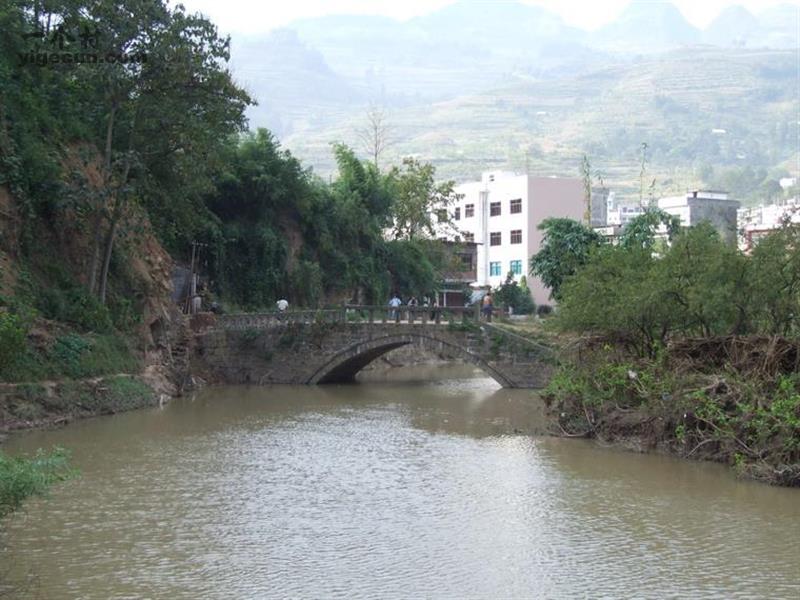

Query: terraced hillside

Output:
[282, 48, 798, 202]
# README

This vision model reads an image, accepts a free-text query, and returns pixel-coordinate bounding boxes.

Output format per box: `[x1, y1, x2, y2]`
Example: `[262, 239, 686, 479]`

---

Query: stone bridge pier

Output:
[192, 315, 555, 389]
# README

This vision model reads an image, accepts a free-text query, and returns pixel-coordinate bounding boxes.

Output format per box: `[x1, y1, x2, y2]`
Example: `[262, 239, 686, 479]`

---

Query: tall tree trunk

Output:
[97, 109, 135, 304]
[98, 196, 124, 304]
[88, 103, 117, 295]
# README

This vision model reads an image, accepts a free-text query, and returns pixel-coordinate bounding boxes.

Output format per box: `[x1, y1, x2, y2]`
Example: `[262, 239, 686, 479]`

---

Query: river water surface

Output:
[2, 365, 799, 599]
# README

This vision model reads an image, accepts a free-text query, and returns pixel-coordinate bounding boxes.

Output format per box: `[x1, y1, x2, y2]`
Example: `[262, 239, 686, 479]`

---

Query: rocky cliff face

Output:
[0, 147, 192, 412]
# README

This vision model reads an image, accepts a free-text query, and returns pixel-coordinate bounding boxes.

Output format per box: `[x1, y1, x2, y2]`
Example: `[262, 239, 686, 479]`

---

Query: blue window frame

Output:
[489, 262, 501, 277]
[510, 260, 522, 275]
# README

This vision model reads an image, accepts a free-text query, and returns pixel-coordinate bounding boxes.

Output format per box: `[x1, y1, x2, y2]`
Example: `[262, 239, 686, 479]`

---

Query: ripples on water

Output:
[2, 366, 799, 599]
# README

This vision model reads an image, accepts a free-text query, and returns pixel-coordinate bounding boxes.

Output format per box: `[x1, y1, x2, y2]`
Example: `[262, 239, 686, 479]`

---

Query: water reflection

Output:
[2, 366, 798, 599]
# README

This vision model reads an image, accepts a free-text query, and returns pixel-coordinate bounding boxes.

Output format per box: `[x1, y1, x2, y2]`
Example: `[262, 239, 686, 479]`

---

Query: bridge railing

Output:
[217, 304, 508, 329]
[343, 304, 491, 325]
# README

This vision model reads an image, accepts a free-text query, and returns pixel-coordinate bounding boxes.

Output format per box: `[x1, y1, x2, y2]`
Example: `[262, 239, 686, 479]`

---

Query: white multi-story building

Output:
[738, 198, 800, 251]
[440, 171, 583, 305]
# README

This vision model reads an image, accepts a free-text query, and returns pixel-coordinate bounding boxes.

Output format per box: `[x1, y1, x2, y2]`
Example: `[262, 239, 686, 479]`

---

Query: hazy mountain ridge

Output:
[227, 1, 799, 199]
[282, 47, 797, 200]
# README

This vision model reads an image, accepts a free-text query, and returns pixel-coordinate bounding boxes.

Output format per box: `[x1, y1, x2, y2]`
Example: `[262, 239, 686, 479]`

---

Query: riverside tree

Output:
[528, 218, 604, 300]
[388, 157, 461, 241]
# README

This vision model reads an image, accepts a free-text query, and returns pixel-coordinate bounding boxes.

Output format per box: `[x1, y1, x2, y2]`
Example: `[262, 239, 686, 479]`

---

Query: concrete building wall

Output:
[526, 177, 584, 304]
[658, 191, 740, 244]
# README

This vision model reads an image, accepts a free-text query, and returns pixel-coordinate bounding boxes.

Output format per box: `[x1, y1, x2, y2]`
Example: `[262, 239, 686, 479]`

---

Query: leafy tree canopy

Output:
[529, 218, 604, 300]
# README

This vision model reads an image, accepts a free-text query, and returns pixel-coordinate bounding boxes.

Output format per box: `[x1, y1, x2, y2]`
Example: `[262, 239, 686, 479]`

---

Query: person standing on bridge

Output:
[388, 294, 402, 322]
[276, 298, 289, 312]
[482, 292, 493, 322]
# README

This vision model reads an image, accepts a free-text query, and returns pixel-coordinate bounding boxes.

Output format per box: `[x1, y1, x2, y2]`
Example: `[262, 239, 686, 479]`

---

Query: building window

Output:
[459, 253, 473, 270]
[463, 232, 474, 243]
[454, 207, 461, 221]
[490, 202, 501, 216]
[510, 229, 522, 244]
[490, 261, 501, 276]
[437, 209, 447, 223]
[510, 198, 522, 214]
[465, 204, 475, 218]
[490, 232, 501, 246]
[510, 260, 522, 275]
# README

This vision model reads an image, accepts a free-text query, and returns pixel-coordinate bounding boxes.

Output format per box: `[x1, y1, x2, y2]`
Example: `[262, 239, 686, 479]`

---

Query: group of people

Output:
[275, 293, 494, 321]
[387, 292, 494, 321]
[387, 294, 439, 320]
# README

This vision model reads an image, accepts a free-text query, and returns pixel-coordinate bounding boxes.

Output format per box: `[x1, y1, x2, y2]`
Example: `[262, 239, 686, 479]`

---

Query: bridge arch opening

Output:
[306, 334, 514, 388]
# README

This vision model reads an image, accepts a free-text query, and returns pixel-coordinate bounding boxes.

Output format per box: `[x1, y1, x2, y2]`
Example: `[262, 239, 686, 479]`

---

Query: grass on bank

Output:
[0, 447, 76, 520]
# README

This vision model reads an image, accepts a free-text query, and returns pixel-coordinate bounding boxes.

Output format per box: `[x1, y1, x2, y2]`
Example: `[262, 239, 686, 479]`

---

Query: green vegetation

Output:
[529, 218, 603, 300]
[1, 0, 465, 393]
[544, 342, 800, 486]
[205, 132, 461, 309]
[542, 218, 800, 485]
[0, 447, 76, 519]
[493, 273, 535, 315]
[1, 331, 138, 383]
[556, 222, 800, 353]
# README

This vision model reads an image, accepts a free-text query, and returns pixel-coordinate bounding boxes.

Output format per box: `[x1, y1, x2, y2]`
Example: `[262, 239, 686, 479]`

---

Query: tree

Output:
[388, 157, 461, 240]
[556, 223, 755, 354]
[619, 208, 681, 252]
[555, 245, 669, 356]
[93, 2, 251, 303]
[493, 272, 535, 314]
[529, 218, 604, 300]
[749, 224, 800, 335]
[13, 0, 254, 303]
[356, 104, 392, 170]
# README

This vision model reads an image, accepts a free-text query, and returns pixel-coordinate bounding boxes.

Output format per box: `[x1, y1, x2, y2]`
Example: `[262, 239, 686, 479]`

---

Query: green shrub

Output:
[0, 447, 77, 519]
[37, 287, 113, 332]
[0, 312, 27, 376]
[103, 377, 155, 412]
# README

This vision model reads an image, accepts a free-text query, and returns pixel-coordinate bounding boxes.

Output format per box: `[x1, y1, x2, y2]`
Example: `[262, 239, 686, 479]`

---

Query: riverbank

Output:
[543, 335, 800, 487]
[0, 366, 176, 434]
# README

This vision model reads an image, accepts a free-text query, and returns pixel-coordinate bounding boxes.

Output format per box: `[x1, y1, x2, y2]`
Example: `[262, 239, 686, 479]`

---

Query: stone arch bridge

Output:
[191, 307, 555, 389]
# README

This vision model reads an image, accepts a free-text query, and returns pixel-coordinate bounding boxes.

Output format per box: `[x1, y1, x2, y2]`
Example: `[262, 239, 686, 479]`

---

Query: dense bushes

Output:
[205, 133, 453, 308]
[544, 340, 800, 485]
[0, 330, 139, 383]
[555, 223, 800, 355]
[0, 312, 26, 374]
[543, 219, 800, 484]
[493, 273, 535, 314]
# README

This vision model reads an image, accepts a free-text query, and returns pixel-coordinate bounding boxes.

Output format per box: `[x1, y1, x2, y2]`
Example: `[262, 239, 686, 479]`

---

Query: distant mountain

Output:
[407, 0, 580, 53]
[231, 29, 361, 136]
[704, 5, 759, 47]
[282, 47, 798, 199]
[225, 0, 799, 156]
[592, 2, 700, 50]
[757, 3, 800, 48]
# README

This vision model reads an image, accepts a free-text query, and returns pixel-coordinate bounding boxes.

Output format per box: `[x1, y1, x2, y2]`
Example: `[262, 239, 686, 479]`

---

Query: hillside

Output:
[280, 47, 798, 202]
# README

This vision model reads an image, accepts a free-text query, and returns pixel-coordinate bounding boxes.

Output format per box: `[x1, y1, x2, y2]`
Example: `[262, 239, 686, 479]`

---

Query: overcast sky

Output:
[178, 0, 800, 35]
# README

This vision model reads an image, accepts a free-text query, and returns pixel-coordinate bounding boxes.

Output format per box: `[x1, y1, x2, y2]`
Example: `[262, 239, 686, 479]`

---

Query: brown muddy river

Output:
[2, 365, 799, 599]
